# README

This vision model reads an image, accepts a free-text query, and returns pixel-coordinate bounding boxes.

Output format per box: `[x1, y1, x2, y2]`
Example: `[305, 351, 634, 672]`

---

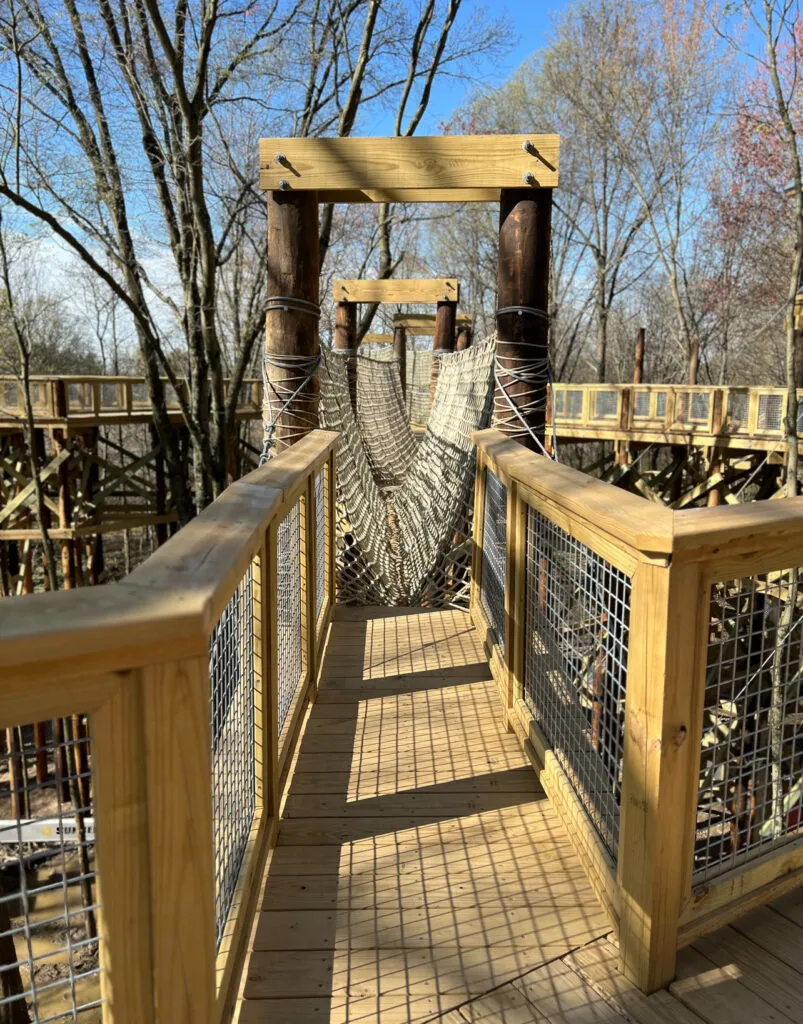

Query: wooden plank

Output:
[728, 905, 803, 973]
[92, 677, 154, 1024]
[392, 311, 473, 335]
[567, 939, 708, 1024]
[317, 186, 502, 203]
[259, 134, 560, 192]
[514, 957, 630, 1023]
[140, 657, 216, 1024]
[460, 983, 549, 1023]
[333, 278, 459, 304]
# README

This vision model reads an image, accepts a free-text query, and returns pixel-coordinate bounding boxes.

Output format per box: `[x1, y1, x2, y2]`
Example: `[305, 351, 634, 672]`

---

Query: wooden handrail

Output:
[471, 430, 803, 996]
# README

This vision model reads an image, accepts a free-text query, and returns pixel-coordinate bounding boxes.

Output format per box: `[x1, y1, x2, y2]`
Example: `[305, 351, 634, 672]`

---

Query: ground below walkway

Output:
[236, 607, 803, 1024]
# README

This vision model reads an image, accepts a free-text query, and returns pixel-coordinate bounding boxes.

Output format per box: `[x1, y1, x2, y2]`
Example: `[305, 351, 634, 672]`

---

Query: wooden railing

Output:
[471, 428, 803, 993]
[551, 382, 803, 447]
[0, 429, 337, 1023]
[0, 375, 262, 424]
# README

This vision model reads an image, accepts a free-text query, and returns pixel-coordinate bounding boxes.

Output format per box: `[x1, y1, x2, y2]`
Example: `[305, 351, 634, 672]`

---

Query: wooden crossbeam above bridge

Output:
[259, 135, 559, 202]
[333, 278, 459, 304]
[360, 333, 394, 345]
[393, 312, 473, 336]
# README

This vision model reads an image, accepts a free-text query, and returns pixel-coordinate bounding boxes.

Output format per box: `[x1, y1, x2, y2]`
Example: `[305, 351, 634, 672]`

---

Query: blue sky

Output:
[419, 0, 568, 130]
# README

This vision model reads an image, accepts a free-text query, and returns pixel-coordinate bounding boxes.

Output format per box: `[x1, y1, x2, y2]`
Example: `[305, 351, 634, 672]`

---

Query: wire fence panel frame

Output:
[0, 719, 101, 1023]
[694, 568, 803, 882]
[208, 565, 257, 949]
[523, 506, 632, 860]
[480, 468, 507, 652]
[277, 500, 304, 739]
[314, 469, 326, 631]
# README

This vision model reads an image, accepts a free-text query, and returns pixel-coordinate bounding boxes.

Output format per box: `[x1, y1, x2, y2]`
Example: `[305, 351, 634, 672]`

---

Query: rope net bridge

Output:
[320, 335, 496, 608]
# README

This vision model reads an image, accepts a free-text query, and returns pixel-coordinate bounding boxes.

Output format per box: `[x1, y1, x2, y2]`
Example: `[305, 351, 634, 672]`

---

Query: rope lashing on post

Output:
[260, 351, 321, 463]
[494, 305, 558, 460]
[264, 295, 322, 319]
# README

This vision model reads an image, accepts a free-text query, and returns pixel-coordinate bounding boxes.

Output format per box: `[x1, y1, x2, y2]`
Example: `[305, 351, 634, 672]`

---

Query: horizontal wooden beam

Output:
[334, 279, 459, 304]
[393, 312, 472, 336]
[360, 334, 394, 345]
[317, 188, 501, 204]
[259, 135, 559, 196]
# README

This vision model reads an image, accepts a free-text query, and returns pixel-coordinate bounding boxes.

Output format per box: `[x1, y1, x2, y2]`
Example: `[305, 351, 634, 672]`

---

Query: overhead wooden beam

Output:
[259, 135, 559, 199]
[392, 312, 473, 336]
[316, 188, 500, 204]
[360, 333, 394, 345]
[333, 279, 459, 304]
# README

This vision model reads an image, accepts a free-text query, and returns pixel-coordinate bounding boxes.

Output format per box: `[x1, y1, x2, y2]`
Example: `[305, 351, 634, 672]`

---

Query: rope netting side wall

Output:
[320, 335, 495, 608]
[356, 357, 419, 488]
[407, 350, 433, 426]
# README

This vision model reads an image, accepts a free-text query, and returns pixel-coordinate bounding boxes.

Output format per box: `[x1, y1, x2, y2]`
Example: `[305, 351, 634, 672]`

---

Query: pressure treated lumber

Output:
[333, 278, 459, 304]
[259, 135, 560, 195]
[392, 312, 473, 336]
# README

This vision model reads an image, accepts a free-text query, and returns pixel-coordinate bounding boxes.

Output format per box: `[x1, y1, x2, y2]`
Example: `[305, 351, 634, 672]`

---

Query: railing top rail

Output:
[0, 429, 337, 688]
[474, 428, 674, 556]
[673, 495, 803, 553]
[0, 374, 262, 385]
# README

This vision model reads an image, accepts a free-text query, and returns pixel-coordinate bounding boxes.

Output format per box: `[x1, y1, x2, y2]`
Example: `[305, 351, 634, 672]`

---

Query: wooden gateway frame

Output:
[260, 133, 558, 452]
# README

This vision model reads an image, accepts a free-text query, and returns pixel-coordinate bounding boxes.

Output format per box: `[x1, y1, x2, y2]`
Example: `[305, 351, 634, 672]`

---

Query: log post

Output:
[264, 191, 320, 454]
[53, 425, 76, 591]
[334, 300, 358, 416]
[429, 300, 457, 407]
[149, 422, 169, 547]
[633, 327, 646, 385]
[456, 324, 473, 351]
[495, 189, 552, 451]
[393, 324, 408, 401]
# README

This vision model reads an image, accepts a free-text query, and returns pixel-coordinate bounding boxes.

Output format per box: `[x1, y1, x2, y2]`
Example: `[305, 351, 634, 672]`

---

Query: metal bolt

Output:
[278, 179, 291, 191]
[523, 172, 536, 186]
[275, 152, 287, 166]
[522, 139, 536, 155]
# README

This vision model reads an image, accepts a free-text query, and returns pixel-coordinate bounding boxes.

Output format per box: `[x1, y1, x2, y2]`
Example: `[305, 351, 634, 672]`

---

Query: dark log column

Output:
[264, 191, 320, 454]
[429, 301, 457, 407]
[495, 189, 552, 451]
[393, 324, 408, 401]
[633, 327, 645, 385]
[334, 300, 358, 416]
[456, 324, 473, 351]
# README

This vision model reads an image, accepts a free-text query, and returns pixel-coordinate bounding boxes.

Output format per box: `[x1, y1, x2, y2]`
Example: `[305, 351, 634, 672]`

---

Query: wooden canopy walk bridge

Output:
[2, 135, 803, 1024]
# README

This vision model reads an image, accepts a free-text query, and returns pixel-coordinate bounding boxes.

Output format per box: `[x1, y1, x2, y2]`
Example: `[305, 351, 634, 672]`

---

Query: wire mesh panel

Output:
[209, 565, 256, 948]
[523, 508, 631, 858]
[758, 394, 783, 432]
[728, 391, 749, 427]
[695, 569, 803, 881]
[566, 390, 583, 419]
[0, 719, 101, 1021]
[480, 469, 507, 651]
[277, 501, 303, 736]
[594, 391, 618, 419]
[655, 392, 667, 418]
[691, 393, 710, 422]
[314, 470, 326, 627]
[633, 391, 650, 418]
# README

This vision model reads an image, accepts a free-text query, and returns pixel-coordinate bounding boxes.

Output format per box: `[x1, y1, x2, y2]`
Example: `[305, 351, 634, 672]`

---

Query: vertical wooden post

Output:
[456, 324, 473, 351]
[150, 422, 169, 547]
[469, 450, 487, 617]
[633, 328, 645, 385]
[429, 300, 457, 407]
[617, 558, 706, 992]
[303, 476, 318, 701]
[326, 451, 337, 611]
[264, 191, 320, 453]
[92, 678, 155, 1024]
[502, 481, 526, 732]
[53, 425, 76, 590]
[139, 656, 216, 1023]
[264, 523, 280, 822]
[393, 324, 408, 401]
[495, 189, 552, 451]
[334, 300, 358, 415]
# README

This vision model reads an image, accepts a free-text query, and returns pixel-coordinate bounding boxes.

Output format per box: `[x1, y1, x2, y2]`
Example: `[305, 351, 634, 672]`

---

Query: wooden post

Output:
[495, 189, 552, 451]
[617, 558, 706, 992]
[334, 299, 358, 415]
[264, 191, 320, 453]
[303, 476, 318, 701]
[634, 328, 645, 385]
[53, 427, 76, 590]
[429, 300, 457, 407]
[456, 324, 473, 351]
[393, 324, 408, 400]
[150, 422, 169, 547]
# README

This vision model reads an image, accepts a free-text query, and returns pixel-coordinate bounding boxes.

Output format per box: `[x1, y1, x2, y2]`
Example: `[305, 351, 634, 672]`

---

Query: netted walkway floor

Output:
[235, 608, 803, 1024]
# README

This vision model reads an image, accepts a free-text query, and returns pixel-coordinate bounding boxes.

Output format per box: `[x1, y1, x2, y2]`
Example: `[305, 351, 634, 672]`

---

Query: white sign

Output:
[0, 818, 95, 843]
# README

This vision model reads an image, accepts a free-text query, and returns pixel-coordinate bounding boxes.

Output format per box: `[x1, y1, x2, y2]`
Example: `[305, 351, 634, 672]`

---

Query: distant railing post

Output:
[617, 557, 706, 993]
[139, 656, 216, 1023]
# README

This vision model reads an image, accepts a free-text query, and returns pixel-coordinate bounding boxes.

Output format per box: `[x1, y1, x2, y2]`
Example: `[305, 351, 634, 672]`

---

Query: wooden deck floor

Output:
[236, 607, 803, 1024]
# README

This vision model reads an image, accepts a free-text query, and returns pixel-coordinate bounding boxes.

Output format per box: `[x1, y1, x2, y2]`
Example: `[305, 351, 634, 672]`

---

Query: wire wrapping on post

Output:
[493, 336, 558, 460]
[261, 351, 321, 463]
[264, 295, 322, 318]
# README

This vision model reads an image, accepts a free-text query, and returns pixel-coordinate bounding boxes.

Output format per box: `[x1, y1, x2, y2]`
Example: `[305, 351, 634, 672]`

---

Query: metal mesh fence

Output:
[523, 508, 631, 858]
[758, 394, 783, 432]
[695, 570, 803, 881]
[633, 391, 650, 417]
[480, 469, 506, 650]
[0, 719, 101, 1021]
[209, 565, 256, 948]
[691, 393, 710, 421]
[656, 392, 667, 418]
[314, 469, 326, 627]
[728, 391, 749, 426]
[277, 501, 303, 736]
[594, 391, 618, 419]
